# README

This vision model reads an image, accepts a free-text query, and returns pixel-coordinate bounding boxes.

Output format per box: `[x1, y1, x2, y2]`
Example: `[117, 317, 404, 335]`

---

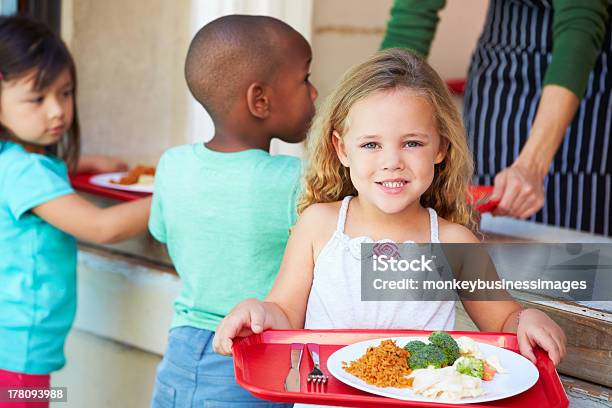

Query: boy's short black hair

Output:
[185, 15, 299, 121]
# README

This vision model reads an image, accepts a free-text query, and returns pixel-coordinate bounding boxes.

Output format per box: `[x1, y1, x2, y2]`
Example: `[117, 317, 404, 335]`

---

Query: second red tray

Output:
[70, 173, 150, 201]
[232, 329, 568, 408]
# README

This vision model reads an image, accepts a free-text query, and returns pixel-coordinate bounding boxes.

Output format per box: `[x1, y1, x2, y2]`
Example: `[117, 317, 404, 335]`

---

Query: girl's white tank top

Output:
[304, 196, 456, 330]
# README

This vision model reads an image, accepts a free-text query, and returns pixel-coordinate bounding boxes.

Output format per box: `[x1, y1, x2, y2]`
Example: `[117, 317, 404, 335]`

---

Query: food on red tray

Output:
[342, 339, 414, 388]
[404, 331, 460, 369]
[341, 332, 507, 399]
[410, 366, 485, 399]
[110, 165, 156, 186]
[482, 361, 497, 381]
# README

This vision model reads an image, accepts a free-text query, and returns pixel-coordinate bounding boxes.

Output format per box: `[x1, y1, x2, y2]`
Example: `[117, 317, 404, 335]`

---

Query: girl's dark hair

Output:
[0, 15, 80, 171]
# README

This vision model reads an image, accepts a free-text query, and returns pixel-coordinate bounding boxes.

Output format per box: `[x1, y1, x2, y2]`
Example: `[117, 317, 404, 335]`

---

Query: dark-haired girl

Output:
[0, 16, 150, 406]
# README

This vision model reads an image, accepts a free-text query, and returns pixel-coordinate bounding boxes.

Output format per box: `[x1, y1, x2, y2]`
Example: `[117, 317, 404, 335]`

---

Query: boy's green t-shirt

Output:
[149, 143, 300, 332]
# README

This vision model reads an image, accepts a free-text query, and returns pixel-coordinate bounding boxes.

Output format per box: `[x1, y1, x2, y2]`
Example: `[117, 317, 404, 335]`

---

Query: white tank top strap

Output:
[305, 199, 456, 333]
[427, 207, 440, 243]
[336, 196, 353, 233]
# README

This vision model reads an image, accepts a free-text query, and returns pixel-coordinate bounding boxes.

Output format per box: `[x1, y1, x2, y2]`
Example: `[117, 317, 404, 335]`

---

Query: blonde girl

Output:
[214, 49, 565, 369]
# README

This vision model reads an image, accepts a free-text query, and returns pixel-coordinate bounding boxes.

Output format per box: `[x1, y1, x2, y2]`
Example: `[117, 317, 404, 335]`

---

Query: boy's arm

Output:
[33, 194, 151, 244]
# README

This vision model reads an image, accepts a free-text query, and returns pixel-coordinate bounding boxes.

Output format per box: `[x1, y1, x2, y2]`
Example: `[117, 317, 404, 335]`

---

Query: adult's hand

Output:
[490, 84, 580, 220]
[490, 160, 545, 219]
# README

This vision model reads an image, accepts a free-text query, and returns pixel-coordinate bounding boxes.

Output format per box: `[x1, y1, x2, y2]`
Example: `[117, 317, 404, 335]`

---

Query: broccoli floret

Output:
[454, 356, 484, 378]
[408, 344, 447, 369]
[428, 331, 460, 366]
[404, 340, 427, 355]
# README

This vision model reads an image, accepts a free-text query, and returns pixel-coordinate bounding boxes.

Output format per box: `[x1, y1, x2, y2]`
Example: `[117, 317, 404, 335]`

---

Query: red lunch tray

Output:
[70, 173, 150, 201]
[445, 78, 466, 95]
[232, 329, 568, 408]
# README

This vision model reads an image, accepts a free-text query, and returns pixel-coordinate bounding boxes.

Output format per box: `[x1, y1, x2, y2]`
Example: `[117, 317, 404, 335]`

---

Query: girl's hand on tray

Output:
[517, 308, 566, 366]
[213, 298, 274, 355]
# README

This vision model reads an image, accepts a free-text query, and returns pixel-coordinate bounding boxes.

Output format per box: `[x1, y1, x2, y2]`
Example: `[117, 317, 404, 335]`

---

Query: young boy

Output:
[149, 15, 317, 407]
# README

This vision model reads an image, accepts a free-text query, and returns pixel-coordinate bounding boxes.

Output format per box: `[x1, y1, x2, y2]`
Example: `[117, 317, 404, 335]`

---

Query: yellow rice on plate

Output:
[342, 339, 413, 388]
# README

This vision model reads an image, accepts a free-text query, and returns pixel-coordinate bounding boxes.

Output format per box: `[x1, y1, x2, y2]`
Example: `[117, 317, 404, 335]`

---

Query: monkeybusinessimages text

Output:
[371, 255, 588, 294]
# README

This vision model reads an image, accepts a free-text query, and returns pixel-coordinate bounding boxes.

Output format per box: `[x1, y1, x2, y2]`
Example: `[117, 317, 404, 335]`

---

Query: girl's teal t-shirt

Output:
[0, 141, 77, 374]
[149, 143, 301, 332]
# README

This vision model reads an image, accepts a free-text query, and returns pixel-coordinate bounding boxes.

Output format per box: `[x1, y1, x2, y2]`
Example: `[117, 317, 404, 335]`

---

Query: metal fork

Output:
[306, 343, 328, 384]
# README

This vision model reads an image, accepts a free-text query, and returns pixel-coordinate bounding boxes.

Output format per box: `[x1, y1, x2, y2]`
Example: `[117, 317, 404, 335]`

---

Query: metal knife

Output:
[284, 342, 304, 392]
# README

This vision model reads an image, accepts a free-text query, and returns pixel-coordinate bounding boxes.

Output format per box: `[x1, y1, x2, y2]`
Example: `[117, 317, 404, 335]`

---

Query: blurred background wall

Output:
[62, 0, 486, 165]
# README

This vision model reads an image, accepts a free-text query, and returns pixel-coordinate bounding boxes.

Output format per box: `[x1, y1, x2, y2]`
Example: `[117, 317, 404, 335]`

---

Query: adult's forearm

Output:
[515, 85, 580, 177]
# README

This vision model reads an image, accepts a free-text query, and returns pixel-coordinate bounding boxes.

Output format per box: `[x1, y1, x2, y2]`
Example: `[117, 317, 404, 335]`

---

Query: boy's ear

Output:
[246, 82, 270, 119]
[435, 138, 449, 164]
[332, 130, 349, 167]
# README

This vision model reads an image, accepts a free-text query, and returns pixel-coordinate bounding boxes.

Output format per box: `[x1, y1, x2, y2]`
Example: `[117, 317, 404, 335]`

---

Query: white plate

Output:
[89, 172, 154, 193]
[327, 336, 539, 404]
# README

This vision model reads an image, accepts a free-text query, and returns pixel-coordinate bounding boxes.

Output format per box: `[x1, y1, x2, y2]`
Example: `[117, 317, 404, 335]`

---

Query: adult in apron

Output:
[382, 0, 612, 235]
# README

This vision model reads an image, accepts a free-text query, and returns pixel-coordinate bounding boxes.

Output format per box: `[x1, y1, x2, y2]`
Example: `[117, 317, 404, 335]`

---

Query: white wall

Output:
[62, 0, 192, 166]
[62, 1, 487, 163]
[310, 0, 488, 100]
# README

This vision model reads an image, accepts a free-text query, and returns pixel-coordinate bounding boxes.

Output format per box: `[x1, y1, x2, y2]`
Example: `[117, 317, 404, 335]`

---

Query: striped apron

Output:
[464, 0, 612, 235]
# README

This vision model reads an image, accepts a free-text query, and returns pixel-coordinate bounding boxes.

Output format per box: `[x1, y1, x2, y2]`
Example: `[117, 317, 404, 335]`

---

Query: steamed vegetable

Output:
[404, 340, 427, 355]
[408, 344, 447, 369]
[428, 331, 460, 366]
[453, 356, 484, 379]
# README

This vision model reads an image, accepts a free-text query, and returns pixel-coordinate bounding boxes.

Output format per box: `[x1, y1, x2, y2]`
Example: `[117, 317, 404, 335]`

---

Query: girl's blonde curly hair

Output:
[298, 48, 477, 231]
